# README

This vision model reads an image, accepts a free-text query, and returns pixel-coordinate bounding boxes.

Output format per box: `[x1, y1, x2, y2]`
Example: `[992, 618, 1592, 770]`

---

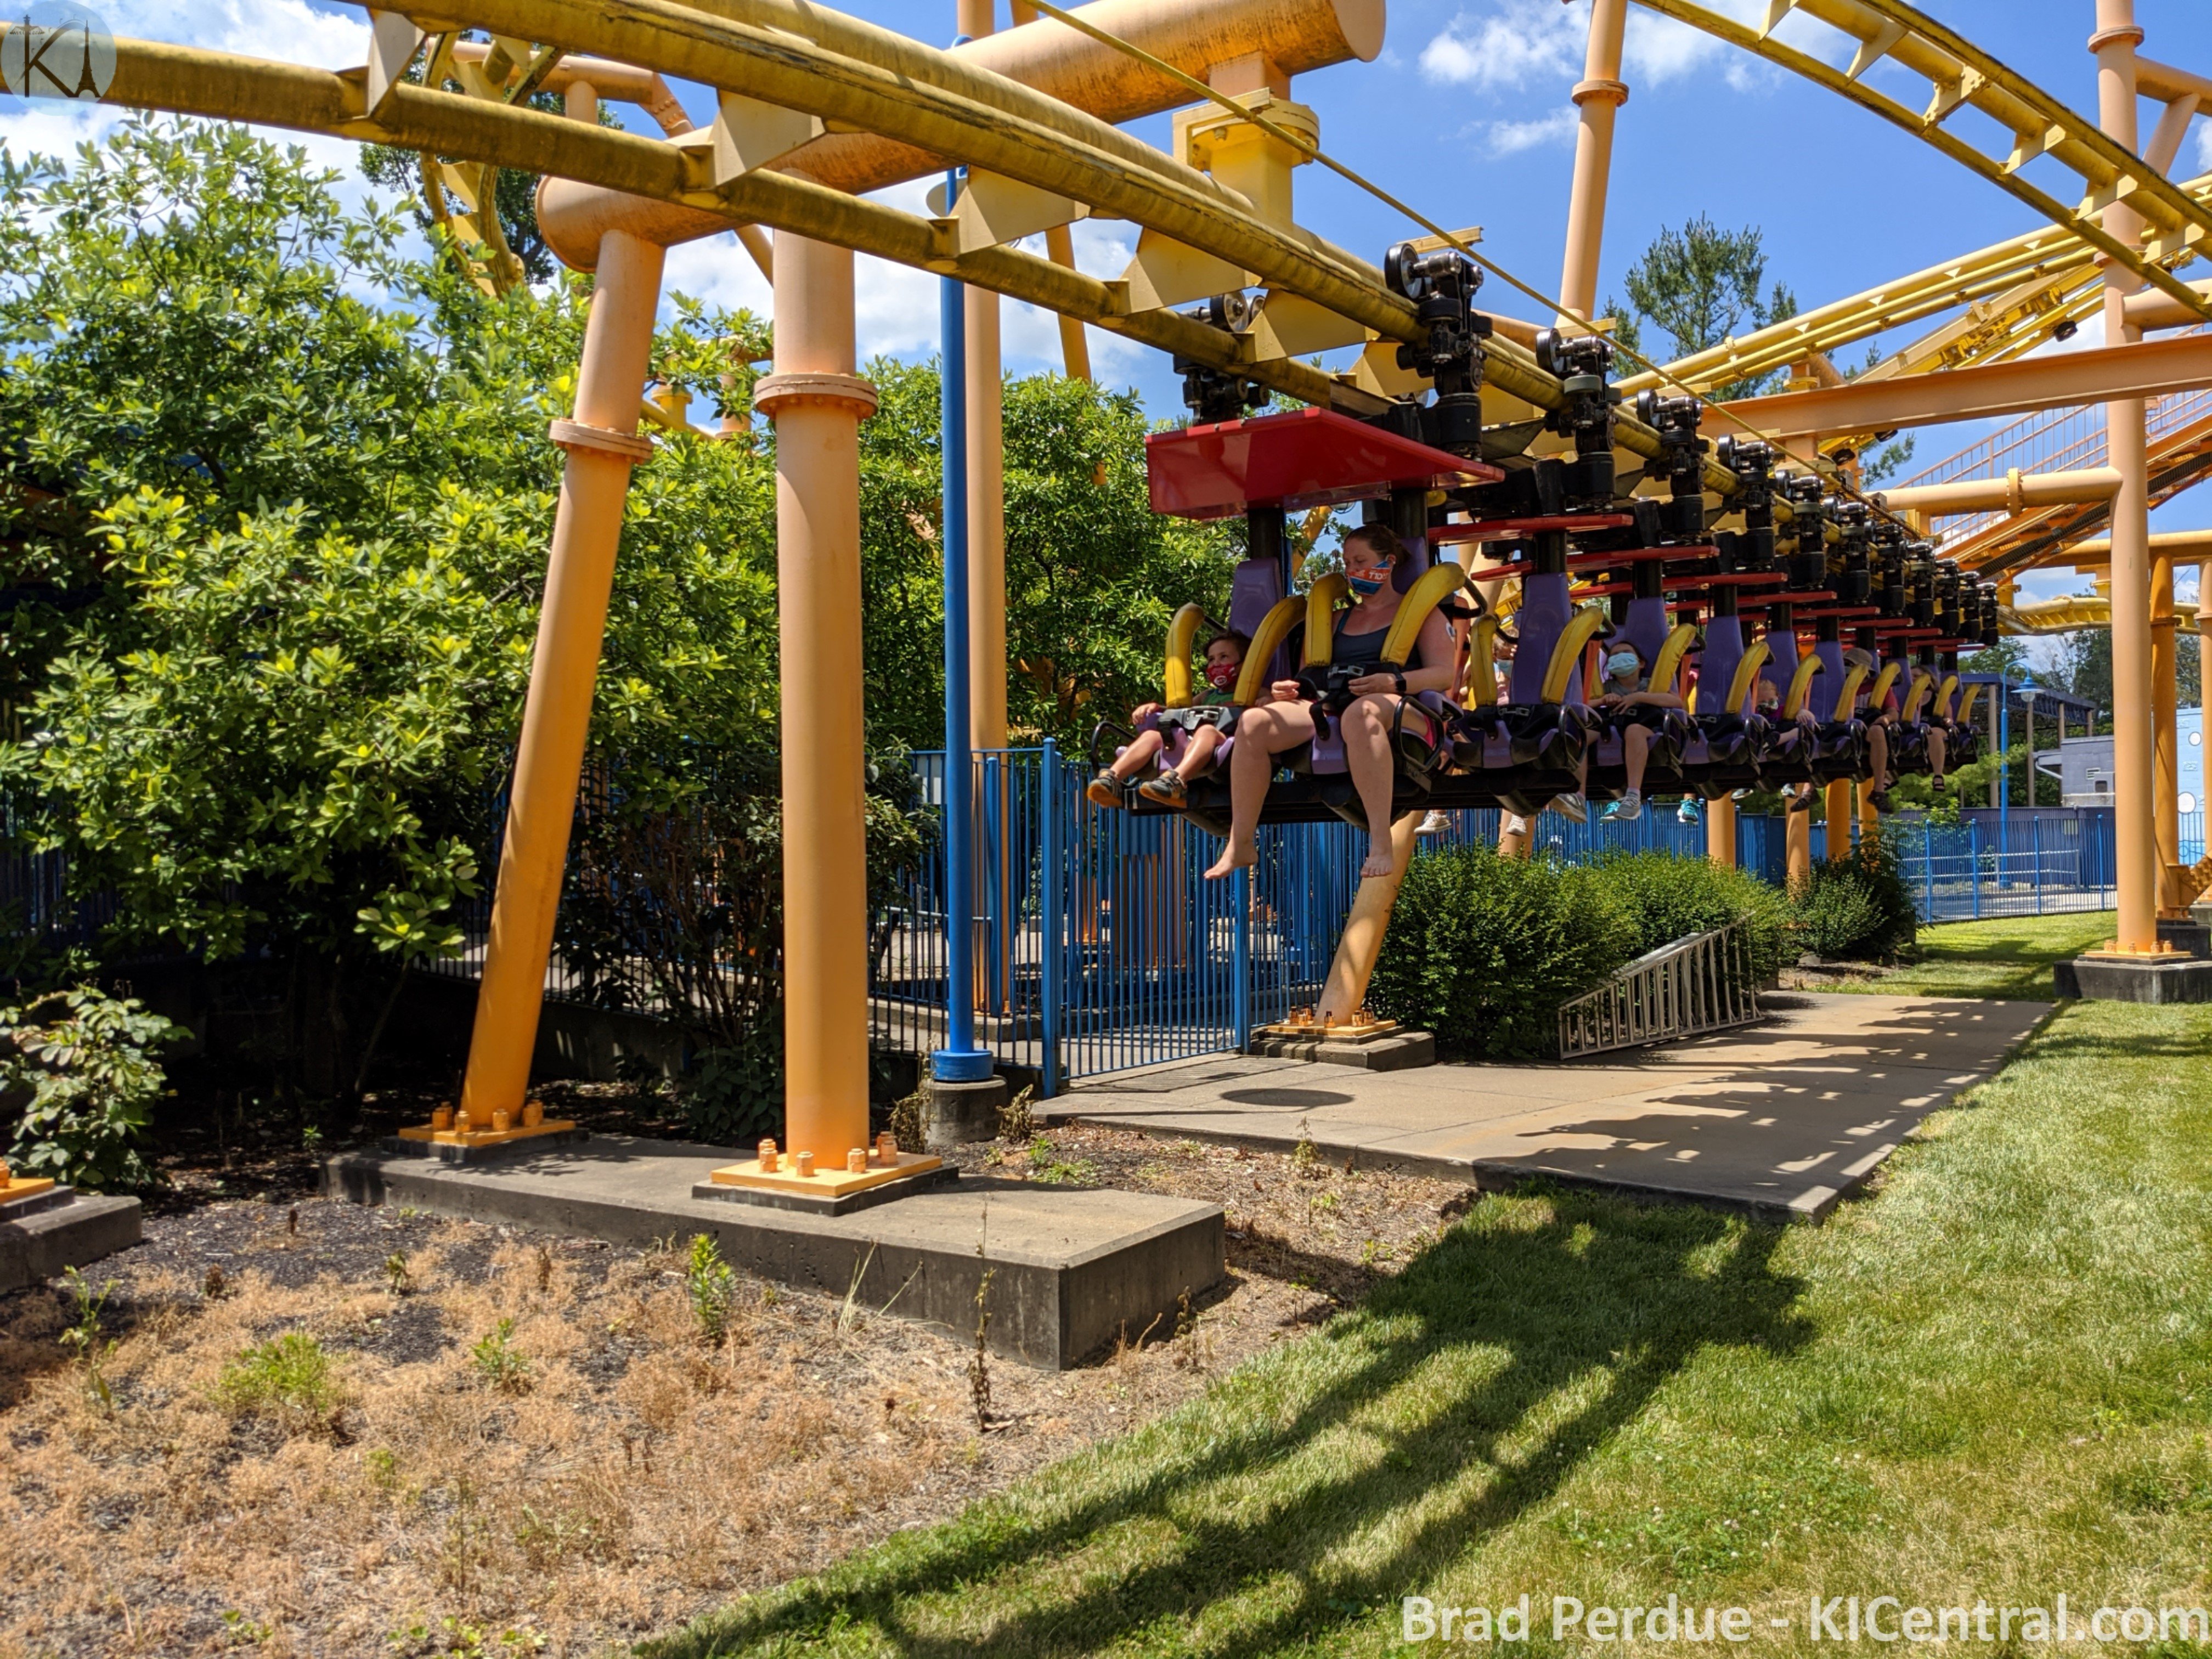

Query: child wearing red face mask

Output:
[1087, 630, 1250, 809]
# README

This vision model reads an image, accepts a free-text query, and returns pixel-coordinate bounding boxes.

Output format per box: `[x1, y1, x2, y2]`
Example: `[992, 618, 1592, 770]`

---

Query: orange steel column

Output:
[460, 229, 665, 1121]
[1706, 794, 1737, 868]
[1556, 0, 1629, 324]
[756, 232, 878, 1166]
[960, 0, 1008, 753]
[1859, 778, 1880, 848]
[2095, 0, 2162, 953]
[2153, 554, 2182, 910]
[1786, 806, 1813, 889]
[2200, 573, 2212, 826]
[1825, 780, 1856, 853]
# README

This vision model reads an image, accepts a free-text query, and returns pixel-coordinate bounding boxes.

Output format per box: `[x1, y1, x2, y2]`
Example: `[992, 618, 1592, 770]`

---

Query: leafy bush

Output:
[217, 1332, 338, 1427]
[470, 1318, 532, 1395]
[1793, 839, 1918, 962]
[1590, 851, 1792, 985]
[1369, 846, 1638, 1061]
[0, 986, 177, 1190]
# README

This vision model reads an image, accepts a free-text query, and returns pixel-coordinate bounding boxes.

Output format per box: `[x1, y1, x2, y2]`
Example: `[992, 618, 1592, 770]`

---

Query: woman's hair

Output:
[1341, 523, 1404, 565]
[1607, 640, 1646, 662]
[1205, 629, 1251, 658]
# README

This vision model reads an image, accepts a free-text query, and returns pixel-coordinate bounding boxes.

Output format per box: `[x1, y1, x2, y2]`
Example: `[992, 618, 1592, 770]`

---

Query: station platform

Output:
[1059, 994, 2049, 1223]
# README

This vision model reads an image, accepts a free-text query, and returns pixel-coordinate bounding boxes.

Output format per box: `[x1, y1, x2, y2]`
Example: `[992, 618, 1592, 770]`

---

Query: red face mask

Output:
[1205, 661, 1242, 689]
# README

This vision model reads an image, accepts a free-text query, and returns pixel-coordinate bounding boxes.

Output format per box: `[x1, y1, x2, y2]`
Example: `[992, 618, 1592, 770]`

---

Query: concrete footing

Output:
[324, 1136, 1222, 1369]
[379, 1127, 591, 1165]
[921, 1075, 1009, 1148]
[2055, 956, 2212, 1002]
[1245, 1028, 1436, 1070]
[0, 1190, 143, 1294]
[2155, 919, 2211, 959]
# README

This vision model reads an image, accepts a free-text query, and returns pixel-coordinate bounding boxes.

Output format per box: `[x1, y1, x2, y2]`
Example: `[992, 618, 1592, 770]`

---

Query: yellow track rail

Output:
[1631, 0, 2212, 325]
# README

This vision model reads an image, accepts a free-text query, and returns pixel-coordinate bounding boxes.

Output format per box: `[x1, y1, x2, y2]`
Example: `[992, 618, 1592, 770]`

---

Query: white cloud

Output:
[1419, 0, 1826, 99]
[1487, 106, 1579, 154]
[2197, 119, 2212, 174]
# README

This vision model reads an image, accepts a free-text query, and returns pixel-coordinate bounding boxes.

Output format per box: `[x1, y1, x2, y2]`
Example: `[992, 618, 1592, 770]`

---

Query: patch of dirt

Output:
[0, 1121, 1470, 1657]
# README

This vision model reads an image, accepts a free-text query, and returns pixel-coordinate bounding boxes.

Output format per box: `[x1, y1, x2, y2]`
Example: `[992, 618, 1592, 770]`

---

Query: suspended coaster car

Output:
[1107, 245, 2004, 840]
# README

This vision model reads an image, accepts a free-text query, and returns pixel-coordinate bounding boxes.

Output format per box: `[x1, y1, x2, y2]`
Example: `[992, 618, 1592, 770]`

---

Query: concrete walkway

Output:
[1062, 993, 2050, 1221]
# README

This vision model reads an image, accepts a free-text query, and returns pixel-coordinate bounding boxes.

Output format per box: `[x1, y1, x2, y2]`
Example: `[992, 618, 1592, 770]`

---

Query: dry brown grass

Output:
[0, 1127, 1470, 1657]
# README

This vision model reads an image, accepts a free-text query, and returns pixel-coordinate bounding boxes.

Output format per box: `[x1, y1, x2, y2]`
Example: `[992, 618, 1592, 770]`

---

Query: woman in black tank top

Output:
[1203, 524, 1459, 883]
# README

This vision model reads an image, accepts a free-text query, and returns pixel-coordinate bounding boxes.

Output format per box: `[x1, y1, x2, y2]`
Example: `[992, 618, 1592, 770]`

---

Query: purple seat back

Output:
[1228, 555, 1294, 685]
[1511, 573, 1574, 704]
[1621, 596, 1670, 672]
[1811, 638, 1846, 721]
[1701, 616, 1745, 716]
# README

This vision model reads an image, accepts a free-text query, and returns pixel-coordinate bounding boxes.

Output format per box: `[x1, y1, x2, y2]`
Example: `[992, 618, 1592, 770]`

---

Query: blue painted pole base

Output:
[930, 1047, 997, 1084]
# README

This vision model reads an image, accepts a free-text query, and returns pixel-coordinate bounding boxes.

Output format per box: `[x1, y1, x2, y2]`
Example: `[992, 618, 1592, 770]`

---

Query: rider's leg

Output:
[1203, 703, 1313, 879]
[1340, 695, 1406, 878]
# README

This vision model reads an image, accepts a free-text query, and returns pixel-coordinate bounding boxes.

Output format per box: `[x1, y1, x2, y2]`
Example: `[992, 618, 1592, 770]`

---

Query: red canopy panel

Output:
[1145, 406, 1502, 521]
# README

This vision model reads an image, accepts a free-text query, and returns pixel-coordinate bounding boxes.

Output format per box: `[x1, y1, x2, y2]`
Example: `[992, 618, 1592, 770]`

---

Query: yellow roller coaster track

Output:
[1630, 0, 2212, 325]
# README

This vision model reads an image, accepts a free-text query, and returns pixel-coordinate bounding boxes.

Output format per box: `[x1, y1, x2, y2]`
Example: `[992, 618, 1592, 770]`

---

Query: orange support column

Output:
[755, 230, 879, 1169]
[1825, 780, 1856, 854]
[1786, 806, 1813, 890]
[2094, 0, 2166, 955]
[959, 0, 1008, 751]
[1706, 793, 1736, 868]
[1556, 0, 1629, 325]
[459, 228, 664, 1125]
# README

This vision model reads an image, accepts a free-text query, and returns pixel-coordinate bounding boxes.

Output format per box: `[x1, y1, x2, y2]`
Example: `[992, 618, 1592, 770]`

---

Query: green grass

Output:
[650, 998, 2212, 1657]
[215, 1331, 337, 1424]
[1831, 909, 2117, 1000]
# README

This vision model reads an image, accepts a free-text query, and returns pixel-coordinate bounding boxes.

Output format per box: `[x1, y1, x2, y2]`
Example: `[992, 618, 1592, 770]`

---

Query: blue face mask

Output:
[1347, 572, 1388, 596]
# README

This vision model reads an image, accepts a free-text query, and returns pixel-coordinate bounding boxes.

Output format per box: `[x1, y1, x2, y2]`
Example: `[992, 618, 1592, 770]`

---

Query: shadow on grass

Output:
[649, 1186, 1812, 1659]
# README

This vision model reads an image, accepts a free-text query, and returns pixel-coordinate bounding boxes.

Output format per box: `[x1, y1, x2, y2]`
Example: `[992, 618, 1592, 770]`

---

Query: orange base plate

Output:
[0, 1177, 58, 1204]
[1256, 1017, 1399, 1041]
[2083, 944, 2195, 963]
[396, 1119, 578, 1149]
[707, 1151, 943, 1200]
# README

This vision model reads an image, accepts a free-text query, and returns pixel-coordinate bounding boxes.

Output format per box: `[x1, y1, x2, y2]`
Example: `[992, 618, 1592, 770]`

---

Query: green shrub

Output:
[217, 1332, 338, 1426]
[0, 986, 177, 1190]
[470, 1318, 532, 1395]
[1793, 839, 1918, 962]
[686, 1233, 737, 1348]
[1589, 851, 1791, 984]
[1369, 846, 1638, 1061]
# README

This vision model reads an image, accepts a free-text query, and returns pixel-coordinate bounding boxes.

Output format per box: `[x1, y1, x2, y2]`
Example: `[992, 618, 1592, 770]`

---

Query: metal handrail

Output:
[1556, 920, 1762, 1060]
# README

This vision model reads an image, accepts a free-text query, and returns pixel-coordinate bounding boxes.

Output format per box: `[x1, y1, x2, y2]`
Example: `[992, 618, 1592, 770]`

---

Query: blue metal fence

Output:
[875, 750, 1819, 1089]
[1888, 808, 2121, 922]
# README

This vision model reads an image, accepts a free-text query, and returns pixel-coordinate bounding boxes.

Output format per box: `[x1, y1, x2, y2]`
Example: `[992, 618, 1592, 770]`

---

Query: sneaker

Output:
[1553, 792, 1589, 825]
[1601, 789, 1643, 822]
[1788, 788, 1815, 814]
[1676, 797, 1702, 826]
[1503, 813, 1529, 837]
[1416, 809, 1450, 837]
[1136, 769, 1187, 808]
[1085, 770, 1123, 809]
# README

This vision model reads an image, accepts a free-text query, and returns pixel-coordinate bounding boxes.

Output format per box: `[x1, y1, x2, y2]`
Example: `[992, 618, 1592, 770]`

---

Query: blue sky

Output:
[6, 0, 2209, 625]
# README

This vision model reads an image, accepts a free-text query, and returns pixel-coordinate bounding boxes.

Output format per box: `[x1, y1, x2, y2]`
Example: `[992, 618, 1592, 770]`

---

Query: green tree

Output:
[0, 120, 780, 1107]
[1607, 214, 1798, 399]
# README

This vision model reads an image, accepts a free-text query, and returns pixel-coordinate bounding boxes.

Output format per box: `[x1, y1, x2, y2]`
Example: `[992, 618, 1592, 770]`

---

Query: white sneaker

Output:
[1553, 792, 1589, 825]
[1503, 813, 1529, 837]
[1417, 809, 1450, 837]
[1601, 789, 1643, 822]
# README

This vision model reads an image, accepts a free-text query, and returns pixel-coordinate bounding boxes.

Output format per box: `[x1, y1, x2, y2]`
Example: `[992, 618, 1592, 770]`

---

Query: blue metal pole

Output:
[933, 167, 991, 1086]
[1040, 738, 1064, 1096]
[1998, 675, 2010, 864]
[1232, 864, 1252, 1053]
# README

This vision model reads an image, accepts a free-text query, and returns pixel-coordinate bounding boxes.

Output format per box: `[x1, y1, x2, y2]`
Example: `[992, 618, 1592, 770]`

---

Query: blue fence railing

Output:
[1888, 808, 2124, 922]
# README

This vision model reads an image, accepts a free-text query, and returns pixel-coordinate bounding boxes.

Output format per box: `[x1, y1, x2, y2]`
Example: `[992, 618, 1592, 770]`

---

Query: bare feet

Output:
[1359, 845, 1397, 879]
[1204, 840, 1257, 880]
